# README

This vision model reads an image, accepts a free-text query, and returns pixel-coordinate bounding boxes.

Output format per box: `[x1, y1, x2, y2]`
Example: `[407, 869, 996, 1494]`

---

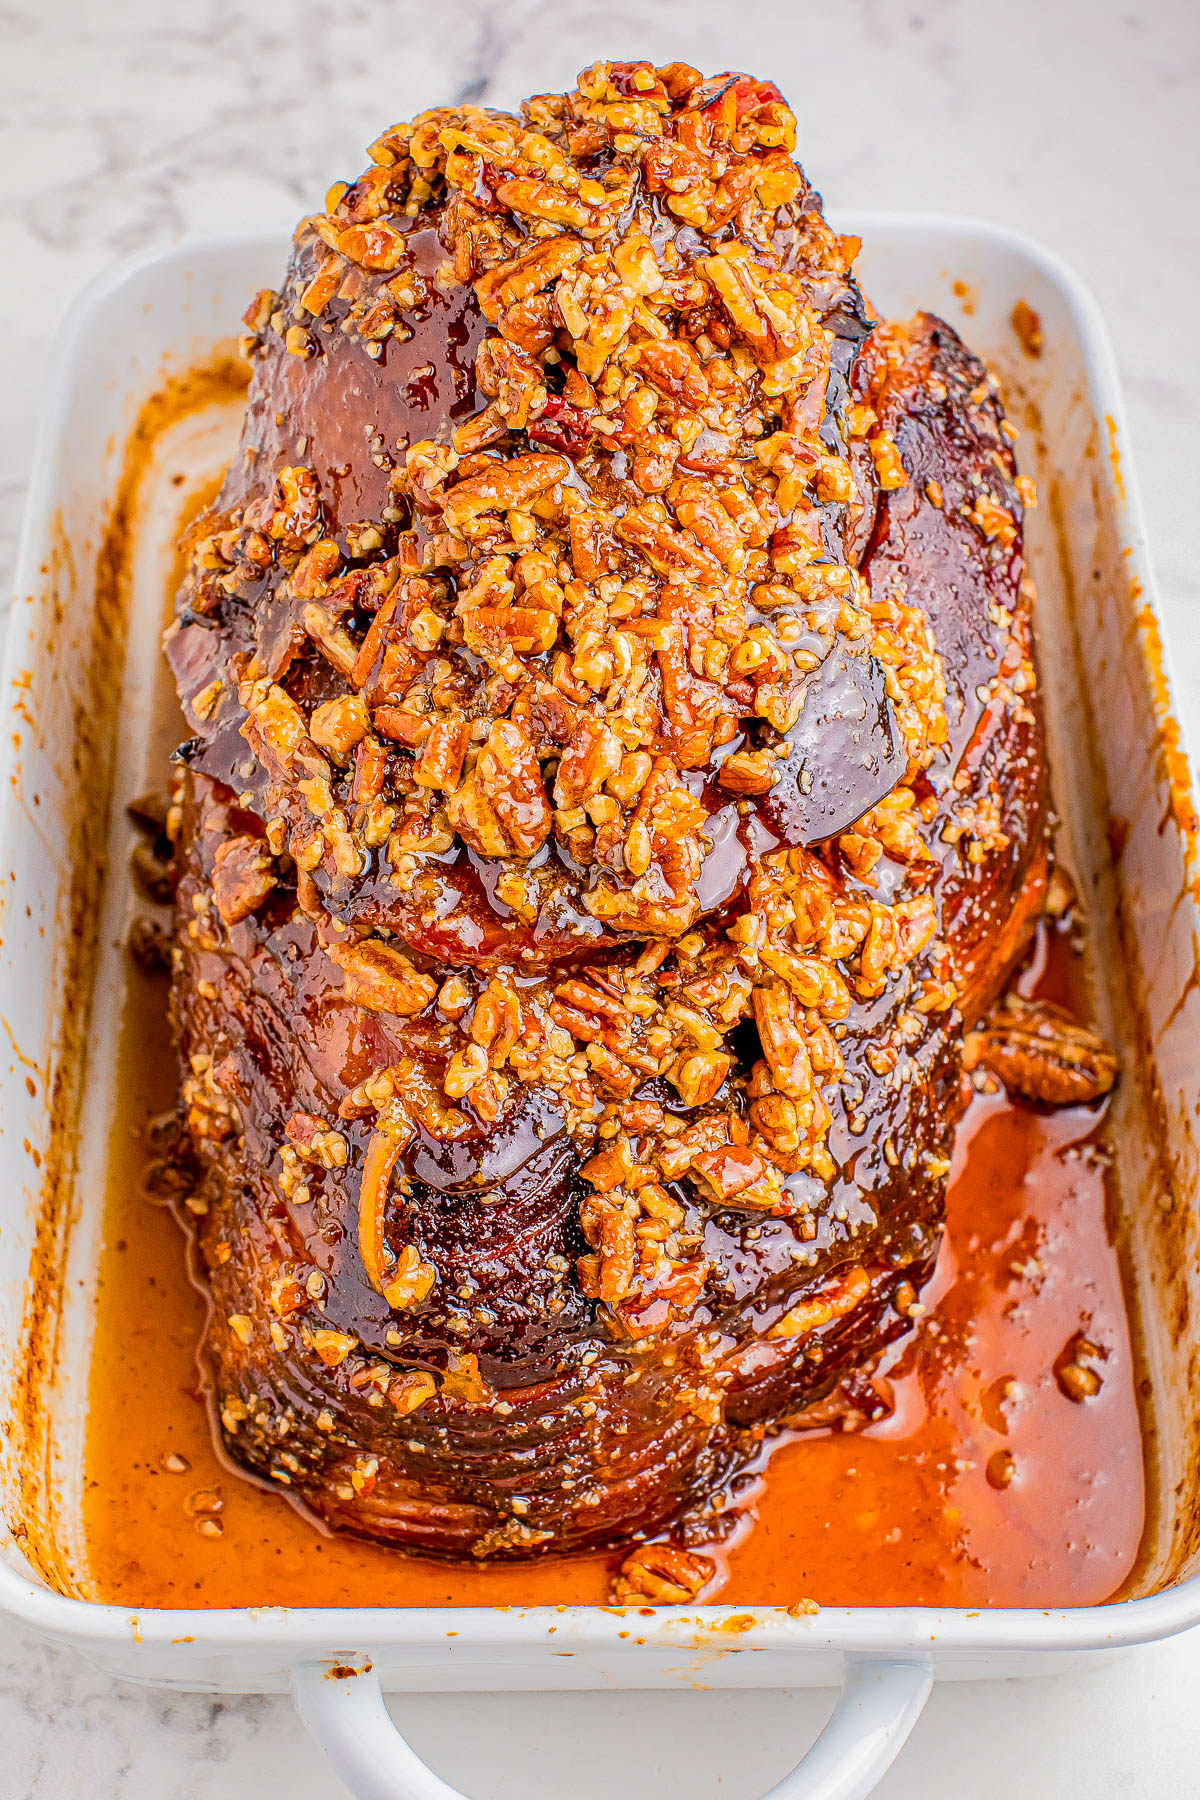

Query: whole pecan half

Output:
[611, 1541, 716, 1604]
[963, 994, 1117, 1106]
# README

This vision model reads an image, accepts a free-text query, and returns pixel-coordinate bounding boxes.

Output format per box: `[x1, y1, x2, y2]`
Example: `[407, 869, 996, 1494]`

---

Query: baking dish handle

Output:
[291, 1654, 933, 1800]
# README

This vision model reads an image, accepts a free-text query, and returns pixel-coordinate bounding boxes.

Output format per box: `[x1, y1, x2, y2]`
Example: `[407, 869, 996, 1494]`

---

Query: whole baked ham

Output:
[164, 62, 1068, 1569]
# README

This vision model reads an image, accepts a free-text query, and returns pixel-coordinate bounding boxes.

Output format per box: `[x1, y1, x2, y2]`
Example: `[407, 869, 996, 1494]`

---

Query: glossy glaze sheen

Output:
[168, 266, 1049, 1557]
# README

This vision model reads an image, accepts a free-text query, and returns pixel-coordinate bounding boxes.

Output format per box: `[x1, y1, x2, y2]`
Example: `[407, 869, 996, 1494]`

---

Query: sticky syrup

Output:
[81, 915, 1144, 1609]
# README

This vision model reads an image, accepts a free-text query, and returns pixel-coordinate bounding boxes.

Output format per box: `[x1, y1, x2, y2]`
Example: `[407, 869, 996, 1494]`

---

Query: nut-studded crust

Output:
[165, 63, 1049, 1557]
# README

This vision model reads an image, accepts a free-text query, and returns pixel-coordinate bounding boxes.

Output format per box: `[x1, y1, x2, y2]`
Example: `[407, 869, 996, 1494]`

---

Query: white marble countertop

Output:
[3, 0, 1199, 1793]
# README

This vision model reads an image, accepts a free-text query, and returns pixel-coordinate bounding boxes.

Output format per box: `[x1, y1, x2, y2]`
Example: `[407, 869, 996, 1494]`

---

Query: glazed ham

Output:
[164, 62, 1079, 1566]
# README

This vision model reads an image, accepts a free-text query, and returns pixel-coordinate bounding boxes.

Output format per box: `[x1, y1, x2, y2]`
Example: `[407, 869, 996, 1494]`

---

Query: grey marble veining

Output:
[2, 0, 1199, 1793]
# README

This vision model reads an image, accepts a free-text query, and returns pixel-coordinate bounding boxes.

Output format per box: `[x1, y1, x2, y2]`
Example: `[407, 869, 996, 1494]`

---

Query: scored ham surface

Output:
[165, 62, 1050, 1561]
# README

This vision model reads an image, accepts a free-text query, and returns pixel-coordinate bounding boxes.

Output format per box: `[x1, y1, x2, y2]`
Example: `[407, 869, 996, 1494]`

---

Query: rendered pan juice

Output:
[84, 900, 1144, 1610]
[77, 431, 1145, 1614]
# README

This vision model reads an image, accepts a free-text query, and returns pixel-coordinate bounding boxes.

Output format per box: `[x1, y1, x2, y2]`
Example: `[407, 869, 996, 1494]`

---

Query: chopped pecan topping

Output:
[442, 452, 568, 534]
[311, 1329, 358, 1369]
[171, 60, 1048, 1371]
[179, 59, 965, 961]
[310, 694, 370, 758]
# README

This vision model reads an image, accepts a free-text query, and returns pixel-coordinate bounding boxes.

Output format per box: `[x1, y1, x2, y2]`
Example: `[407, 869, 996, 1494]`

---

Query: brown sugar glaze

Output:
[83, 902, 1144, 1609]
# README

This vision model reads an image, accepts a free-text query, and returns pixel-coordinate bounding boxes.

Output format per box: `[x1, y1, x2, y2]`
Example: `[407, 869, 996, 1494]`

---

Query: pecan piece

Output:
[310, 693, 370, 758]
[311, 1330, 357, 1369]
[631, 338, 709, 406]
[752, 982, 814, 1100]
[329, 939, 438, 1016]
[618, 502, 721, 579]
[697, 244, 815, 388]
[441, 452, 568, 533]
[584, 757, 706, 936]
[568, 511, 619, 579]
[131, 839, 174, 904]
[496, 292, 557, 355]
[474, 236, 584, 320]
[390, 1370, 438, 1417]
[718, 748, 779, 795]
[612, 1542, 715, 1604]
[474, 336, 547, 430]
[128, 914, 170, 971]
[672, 476, 743, 566]
[689, 1144, 767, 1203]
[285, 1112, 348, 1169]
[414, 717, 471, 791]
[553, 718, 623, 807]
[264, 466, 321, 549]
[493, 176, 592, 228]
[1054, 1333, 1106, 1402]
[963, 995, 1117, 1105]
[211, 835, 276, 924]
[673, 1051, 732, 1107]
[238, 677, 325, 784]
[447, 721, 552, 858]
[461, 605, 559, 659]
[769, 1265, 871, 1340]
[336, 221, 406, 271]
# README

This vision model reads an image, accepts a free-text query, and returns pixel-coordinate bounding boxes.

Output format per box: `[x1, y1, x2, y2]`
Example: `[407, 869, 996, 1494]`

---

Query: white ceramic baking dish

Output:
[3, 217, 1198, 1800]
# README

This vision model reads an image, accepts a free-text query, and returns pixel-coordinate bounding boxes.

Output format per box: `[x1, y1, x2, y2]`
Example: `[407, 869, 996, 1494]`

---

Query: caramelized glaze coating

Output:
[165, 63, 1047, 1557]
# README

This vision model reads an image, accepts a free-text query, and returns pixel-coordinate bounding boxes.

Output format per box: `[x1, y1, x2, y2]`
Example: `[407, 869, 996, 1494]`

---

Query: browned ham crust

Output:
[164, 62, 1047, 1558]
